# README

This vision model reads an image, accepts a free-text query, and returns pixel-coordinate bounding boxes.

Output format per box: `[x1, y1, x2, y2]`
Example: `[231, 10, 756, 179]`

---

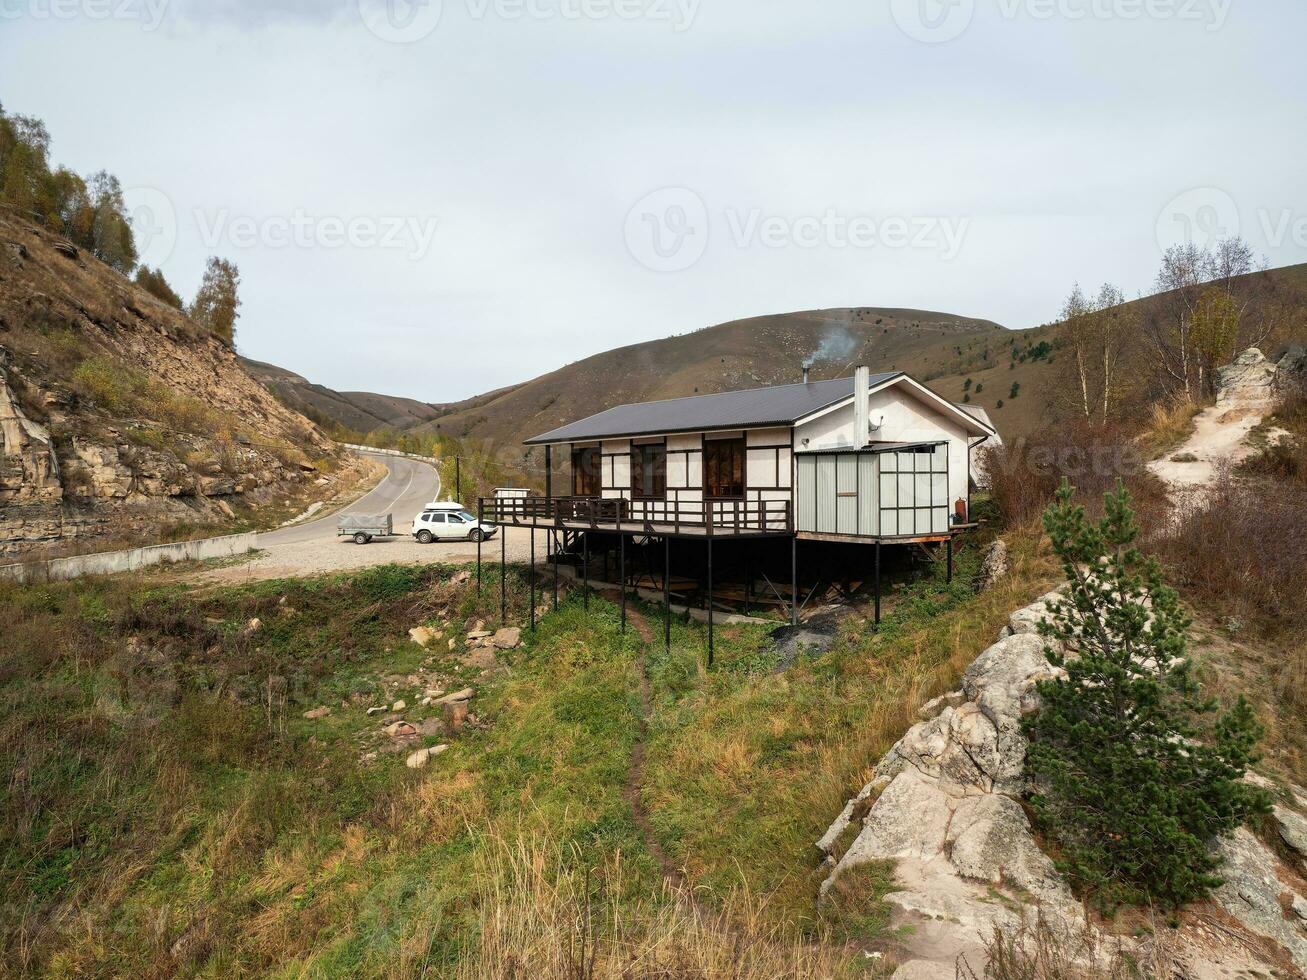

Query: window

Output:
[631, 443, 666, 499]
[428, 513, 446, 523]
[704, 438, 745, 498]
[572, 447, 601, 496]
[447, 513, 466, 524]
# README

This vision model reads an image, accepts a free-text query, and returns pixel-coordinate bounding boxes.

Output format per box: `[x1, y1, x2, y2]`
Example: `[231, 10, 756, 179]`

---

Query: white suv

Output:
[412, 502, 498, 544]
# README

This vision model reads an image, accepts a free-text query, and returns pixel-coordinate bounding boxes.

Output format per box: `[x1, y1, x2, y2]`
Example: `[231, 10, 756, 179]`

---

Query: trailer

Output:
[337, 514, 394, 545]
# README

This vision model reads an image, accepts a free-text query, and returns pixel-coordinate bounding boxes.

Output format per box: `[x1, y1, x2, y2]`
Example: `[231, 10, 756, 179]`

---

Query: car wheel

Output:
[469, 528, 485, 543]
[353, 532, 369, 545]
[417, 530, 434, 544]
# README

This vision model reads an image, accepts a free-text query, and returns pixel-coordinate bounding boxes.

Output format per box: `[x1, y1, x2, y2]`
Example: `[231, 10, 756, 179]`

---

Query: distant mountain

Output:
[239, 358, 446, 434]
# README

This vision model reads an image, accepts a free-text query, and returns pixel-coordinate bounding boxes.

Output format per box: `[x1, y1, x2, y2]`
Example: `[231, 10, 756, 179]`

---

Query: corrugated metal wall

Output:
[796, 453, 881, 536]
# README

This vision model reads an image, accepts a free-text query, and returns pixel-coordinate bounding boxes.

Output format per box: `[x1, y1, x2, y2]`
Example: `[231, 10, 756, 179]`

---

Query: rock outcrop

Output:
[0, 213, 340, 558]
[818, 590, 1307, 978]
[1216, 348, 1279, 407]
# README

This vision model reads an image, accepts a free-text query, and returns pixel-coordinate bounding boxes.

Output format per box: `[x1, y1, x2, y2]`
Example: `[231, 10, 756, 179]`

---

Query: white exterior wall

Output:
[795, 386, 971, 509]
[602, 439, 630, 499]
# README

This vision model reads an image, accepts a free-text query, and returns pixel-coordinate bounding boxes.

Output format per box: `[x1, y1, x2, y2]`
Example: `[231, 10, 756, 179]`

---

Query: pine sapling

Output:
[1023, 480, 1270, 910]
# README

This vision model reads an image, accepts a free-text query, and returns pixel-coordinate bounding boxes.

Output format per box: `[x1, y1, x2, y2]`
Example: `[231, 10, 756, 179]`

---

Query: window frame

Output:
[703, 437, 747, 499]
[571, 447, 601, 497]
[630, 442, 668, 500]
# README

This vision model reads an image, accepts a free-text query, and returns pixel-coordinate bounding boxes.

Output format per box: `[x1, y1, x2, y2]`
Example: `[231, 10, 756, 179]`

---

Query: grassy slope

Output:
[0, 525, 1067, 976]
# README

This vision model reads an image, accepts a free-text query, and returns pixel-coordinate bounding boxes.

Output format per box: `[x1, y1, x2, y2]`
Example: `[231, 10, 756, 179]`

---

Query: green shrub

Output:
[1024, 482, 1271, 910]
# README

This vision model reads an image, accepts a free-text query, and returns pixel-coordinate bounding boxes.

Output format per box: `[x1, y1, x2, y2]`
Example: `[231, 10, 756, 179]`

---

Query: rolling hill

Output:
[239, 358, 448, 434]
[246, 262, 1307, 467]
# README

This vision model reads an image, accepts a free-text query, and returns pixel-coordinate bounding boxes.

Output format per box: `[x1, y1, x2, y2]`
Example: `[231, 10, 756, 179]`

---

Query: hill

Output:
[417, 306, 1035, 454]
[0, 212, 343, 558]
[240, 357, 447, 433]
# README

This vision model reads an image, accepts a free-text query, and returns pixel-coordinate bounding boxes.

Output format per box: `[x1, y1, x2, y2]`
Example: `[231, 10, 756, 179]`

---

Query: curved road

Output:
[264, 453, 442, 546]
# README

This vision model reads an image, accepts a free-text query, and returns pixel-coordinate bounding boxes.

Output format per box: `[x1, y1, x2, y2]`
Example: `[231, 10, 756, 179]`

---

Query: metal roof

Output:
[525, 374, 901, 445]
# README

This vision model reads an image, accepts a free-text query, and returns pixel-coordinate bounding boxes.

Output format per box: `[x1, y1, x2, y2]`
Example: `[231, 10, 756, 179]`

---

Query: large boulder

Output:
[1217, 348, 1279, 407]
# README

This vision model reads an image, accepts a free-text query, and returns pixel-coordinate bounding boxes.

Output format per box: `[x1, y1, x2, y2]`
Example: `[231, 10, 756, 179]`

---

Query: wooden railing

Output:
[480, 495, 792, 535]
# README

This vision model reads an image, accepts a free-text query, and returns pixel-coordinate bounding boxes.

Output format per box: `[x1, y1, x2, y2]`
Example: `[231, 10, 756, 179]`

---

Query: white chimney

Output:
[802, 364, 811, 384]
[854, 365, 870, 450]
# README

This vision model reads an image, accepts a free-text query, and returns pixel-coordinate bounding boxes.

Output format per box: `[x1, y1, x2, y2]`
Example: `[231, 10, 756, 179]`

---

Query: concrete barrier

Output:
[0, 531, 259, 584]
[340, 444, 439, 467]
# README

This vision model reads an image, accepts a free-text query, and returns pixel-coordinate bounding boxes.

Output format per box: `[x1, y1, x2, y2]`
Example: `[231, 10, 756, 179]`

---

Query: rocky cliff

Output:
[0, 213, 340, 558]
[819, 588, 1307, 978]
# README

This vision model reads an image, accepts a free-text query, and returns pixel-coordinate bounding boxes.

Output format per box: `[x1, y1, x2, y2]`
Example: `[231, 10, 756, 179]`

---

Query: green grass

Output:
[0, 534, 1062, 976]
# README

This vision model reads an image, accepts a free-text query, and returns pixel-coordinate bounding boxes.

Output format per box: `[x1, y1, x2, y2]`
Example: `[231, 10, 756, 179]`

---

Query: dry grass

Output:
[984, 425, 1168, 531]
[1137, 398, 1202, 460]
[451, 836, 858, 979]
[960, 913, 1180, 980]
[640, 528, 1062, 933]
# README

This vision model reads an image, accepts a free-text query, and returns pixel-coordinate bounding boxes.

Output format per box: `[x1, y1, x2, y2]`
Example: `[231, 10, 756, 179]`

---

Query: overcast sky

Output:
[3, 0, 1305, 402]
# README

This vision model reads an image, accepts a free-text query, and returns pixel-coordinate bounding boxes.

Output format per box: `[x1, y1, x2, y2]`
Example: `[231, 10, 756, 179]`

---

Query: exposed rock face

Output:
[821, 590, 1307, 977]
[1216, 348, 1279, 407]
[1211, 828, 1307, 974]
[0, 358, 61, 505]
[818, 601, 1076, 972]
[976, 539, 1009, 591]
[0, 213, 340, 558]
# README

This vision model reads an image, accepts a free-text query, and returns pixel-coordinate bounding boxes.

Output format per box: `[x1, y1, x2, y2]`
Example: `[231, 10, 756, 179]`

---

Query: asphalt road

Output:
[197, 451, 547, 584]
[263, 453, 443, 546]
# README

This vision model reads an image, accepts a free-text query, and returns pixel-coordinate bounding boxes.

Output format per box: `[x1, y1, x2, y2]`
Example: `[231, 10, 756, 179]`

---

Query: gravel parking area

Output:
[197, 525, 551, 585]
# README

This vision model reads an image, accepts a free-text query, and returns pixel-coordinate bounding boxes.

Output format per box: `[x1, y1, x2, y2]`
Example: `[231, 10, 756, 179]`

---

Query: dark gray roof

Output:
[526, 374, 900, 445]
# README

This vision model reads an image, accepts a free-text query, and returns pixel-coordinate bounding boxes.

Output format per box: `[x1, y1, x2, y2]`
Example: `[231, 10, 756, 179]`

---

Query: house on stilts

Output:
[477, 366, 999, 660]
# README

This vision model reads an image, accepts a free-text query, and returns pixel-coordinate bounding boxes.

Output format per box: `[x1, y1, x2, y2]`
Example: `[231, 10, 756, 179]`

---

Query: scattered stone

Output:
[302, 706, 331, 720]
[385, 721, 418, 739]
[366, 706, 387, 717]
[245, 618, 262, 635]
[462, 647, 498, 671]
[451, 570, 471, 585]
[435, 688, 474, 705]
[491, 627, 522, 650]
[409, 626, 441, 648]
[448, 638, 458, 651]
[406, 744, 449, 769]
[443, 700, 470, 733]
[392, 700, 407, 712]
[466, 630, 493, 641]
[420, 717, 444, 737]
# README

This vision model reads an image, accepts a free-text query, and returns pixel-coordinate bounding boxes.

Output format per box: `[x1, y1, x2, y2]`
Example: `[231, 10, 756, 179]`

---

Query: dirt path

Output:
[1147, 403, 1268, 494]
[602, 597, 701, 900]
